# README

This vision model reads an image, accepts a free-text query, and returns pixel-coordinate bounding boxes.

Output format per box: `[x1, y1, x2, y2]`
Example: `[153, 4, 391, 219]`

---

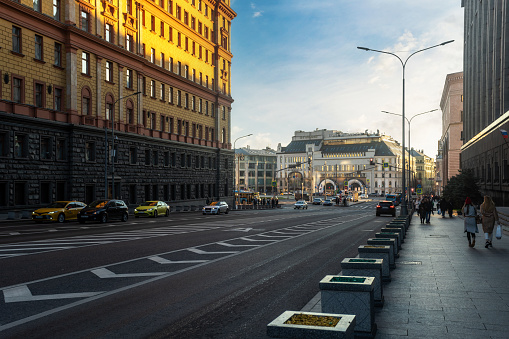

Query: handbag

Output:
[496, 224, 502, 239]
[475, 214, 482, 224]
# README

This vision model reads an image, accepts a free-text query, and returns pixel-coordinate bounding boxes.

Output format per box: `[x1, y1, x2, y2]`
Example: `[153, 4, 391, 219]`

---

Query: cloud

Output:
[253, 11, 263, 18]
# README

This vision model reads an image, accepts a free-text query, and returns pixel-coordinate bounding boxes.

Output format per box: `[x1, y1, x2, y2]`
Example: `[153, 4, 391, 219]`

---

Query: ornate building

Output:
[0, 0, 236, 210]
[276, 129, 414, 197]
[235, 146, 277, 194]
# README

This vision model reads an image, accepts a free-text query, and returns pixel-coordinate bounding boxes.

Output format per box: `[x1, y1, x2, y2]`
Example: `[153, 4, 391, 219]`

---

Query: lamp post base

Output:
[400, 203, 408, 216]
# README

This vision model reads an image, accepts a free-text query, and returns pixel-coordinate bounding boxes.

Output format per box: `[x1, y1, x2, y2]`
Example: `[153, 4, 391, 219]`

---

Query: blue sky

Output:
[230, 1, 464, 157]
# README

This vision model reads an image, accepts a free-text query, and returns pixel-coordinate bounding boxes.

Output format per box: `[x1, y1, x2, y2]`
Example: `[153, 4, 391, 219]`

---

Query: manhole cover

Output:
[398, 261, 422, 265]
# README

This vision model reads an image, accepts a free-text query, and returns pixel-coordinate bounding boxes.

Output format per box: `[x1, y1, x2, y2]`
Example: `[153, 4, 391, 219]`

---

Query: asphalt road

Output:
[0, 201, 394, 338]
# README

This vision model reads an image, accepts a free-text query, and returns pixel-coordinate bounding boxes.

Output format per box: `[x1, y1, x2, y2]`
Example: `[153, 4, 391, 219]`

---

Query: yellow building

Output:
[0, 0, 236, 209]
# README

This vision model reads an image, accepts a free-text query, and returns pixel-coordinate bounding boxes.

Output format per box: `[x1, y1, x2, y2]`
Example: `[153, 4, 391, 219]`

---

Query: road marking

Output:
[239, 237, 276, 242]
[9, 232, 21, 235]
[3, 285, 103, 303]
[187, 248, 238, 255]
[216, 242, 258, 248]
[227, 228, 253, 232]
[148, 256, 208, 264]
[91, 268, 166, 278]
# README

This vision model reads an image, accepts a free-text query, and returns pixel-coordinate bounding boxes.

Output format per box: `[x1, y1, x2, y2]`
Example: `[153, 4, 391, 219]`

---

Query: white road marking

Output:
[187, 248, 238, 255]
[3, 285, 103, 303]
[91, 268, 166, 278]
[148, 256, 208, 264]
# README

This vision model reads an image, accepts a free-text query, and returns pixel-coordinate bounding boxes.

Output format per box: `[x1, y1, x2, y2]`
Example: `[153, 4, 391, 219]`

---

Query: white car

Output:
[294, 200, 308, 209]
[360, 194, 369, 199]
[202, 201, 229, 215]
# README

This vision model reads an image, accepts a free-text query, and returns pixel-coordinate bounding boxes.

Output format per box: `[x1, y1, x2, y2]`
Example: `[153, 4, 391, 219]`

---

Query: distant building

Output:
[438, 72, 463, 194]
[0, 0, 236, 210]
[235, 146, 277, 194]
[411, 149, 436, 195]
[276, 129, 426, 197]
[461, 1, 509, 204]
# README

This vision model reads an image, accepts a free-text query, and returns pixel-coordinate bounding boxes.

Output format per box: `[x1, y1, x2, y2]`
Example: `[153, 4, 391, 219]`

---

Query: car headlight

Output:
[48, 211, 57, 214]
[147, 208, 154, 211]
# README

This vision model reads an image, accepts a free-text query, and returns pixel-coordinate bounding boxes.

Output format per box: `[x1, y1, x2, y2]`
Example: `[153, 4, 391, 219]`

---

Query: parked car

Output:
[376, 201, 396, 217]
[32, 201, 86, 223]
[322, 199, 333, 206]
[78, 199, 129, 223]
[134, 201, 170, 218]
[360, 194, 369, 199]
[312, 198, 323, 205]
[294, 200, 308, 209]
[202, 201, 229, 215]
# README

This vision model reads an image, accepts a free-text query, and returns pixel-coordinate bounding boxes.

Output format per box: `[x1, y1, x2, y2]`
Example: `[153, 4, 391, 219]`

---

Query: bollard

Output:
[358, 245, 392, 281]
[375, 231, 401, 250]
[380, 227, 404, 243]
[367, 237, 398, 258]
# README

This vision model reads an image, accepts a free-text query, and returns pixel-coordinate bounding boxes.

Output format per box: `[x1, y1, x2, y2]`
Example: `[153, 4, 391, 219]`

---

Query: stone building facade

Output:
[438, 72, 463, 193]
[235, 146, 277, 194]
[0, 0, 236, 211]
[461, 1, 509, 205]
[276, 130, 416, 197]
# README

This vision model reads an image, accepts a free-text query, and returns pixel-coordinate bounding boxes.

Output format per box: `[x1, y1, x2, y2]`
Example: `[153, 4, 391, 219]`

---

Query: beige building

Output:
[438, 72, 463, 193]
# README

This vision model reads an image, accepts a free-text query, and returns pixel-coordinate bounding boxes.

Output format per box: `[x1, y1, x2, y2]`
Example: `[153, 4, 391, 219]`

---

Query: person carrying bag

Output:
[480, 195, 499, 248]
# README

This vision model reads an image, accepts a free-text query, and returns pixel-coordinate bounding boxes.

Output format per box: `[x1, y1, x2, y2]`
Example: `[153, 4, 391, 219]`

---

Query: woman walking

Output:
[480, 195, 499, 248]
[462, 197, 479, 247]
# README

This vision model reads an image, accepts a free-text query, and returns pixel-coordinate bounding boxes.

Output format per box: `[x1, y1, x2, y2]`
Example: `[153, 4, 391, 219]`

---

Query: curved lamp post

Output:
[106, 91, 141, 199]
[233, 133, 253, 209]
[382, 109, 438, 204]
[358, 40, 453, 215]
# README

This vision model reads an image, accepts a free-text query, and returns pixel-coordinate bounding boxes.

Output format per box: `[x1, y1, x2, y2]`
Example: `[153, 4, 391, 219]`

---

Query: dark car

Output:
[78, 199, 129, 223]
[376, 201, 396, 217]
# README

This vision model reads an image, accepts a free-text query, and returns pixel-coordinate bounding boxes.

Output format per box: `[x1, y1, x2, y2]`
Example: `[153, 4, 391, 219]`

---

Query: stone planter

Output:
[381, 227, 404, 243]
[393, 216, 409, 229]
[386, 221, 406, 237]
[320, 275, 376, 338]
[267, 310, 355, 339]
[375, 231, 401, 250]
[340, 258, 384, 307]
[358, 245, 392, 281]
[367, 237, 398, 258]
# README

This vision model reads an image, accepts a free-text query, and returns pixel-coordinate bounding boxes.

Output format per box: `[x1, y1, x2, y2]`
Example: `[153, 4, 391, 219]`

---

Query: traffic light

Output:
[307, 157, 311, 165]
[370, 158, 375, 165]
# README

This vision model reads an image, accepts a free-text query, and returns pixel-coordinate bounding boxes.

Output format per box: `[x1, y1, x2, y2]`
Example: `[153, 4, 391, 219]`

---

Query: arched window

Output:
[81, 86, 91, 115]
[126, 99, 134, 124]
[221, 128, 226, 143]
[105, 93, 114, 120]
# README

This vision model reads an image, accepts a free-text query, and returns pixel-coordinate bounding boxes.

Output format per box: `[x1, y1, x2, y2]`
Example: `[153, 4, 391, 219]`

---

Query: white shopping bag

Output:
[496, 224, 502, 240]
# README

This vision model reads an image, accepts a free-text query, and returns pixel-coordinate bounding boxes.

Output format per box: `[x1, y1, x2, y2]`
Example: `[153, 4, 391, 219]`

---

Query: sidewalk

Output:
[302, 211, 509, 338]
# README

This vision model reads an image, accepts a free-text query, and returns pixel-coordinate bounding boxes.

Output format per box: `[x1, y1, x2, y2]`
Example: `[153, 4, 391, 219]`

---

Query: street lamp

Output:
[382, 109, 438, 205]
[106, 91, 141, 199]
[358, 40, 453, 215]
[233, 133, 253, 209]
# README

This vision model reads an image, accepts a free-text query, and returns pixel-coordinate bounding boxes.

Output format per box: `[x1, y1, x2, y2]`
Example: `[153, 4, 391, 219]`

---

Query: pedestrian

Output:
[418, 200, 426, 224]
[425, 198, 433, 224]
[437, 198, 441, 215]
[447, 200, 453, 217]
[439, 198, 447, 218]
[415, 198, 421, 216]
[480, 195, 499, 248]
[462, 197, 479, 248]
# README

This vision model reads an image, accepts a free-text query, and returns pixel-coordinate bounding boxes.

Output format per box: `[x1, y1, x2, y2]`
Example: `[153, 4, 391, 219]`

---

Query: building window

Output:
[35, 82, 45, 107]
[41, 137, 52, 160]
[191, 96, 195, 111]
[177, 32, 181, 47]
[205, 101, 208, 115]
[85, 141, 96, 161]
[81, 10, 89, 32]
[82, 87, 91, 115]
[12, 77, 24, 103]
[81, 52, 90, 75]
[145, 149, 151, 165]
[169, 87, 173, 104]
[126, 99, 134, 124]
[33, 0, 41, 12]
[126, 34, 133, 52]
[14, 134, 28, 158]
[151, 15, 155, 32]
[151, 48, 155, 63]
[126, 69, 133, 89]
[105, 94, 114, 120]
[126, 0, 133, 14]
[168, 26, 173, 42]
[184, 65, 188, 78]
[199, 99, 202, 113]
[169, 117, 174, 134]
[168, 0, 173, 14]
[177, 61, 182, 75]
[150, 80, 156, 98]
[54, 42, 62, 67]
[53, 87, 62, 111]
[130, 147, 137, 164]
[12, 26, 22, 54]
[177, 90, 181, 106]
[53, 0, 60, 20]
[105, 23, 113, 43]
[184, 11, 188, 25]
[34, 35, 43, 61]
[105, 61, 113, 82]
[56, 139, 66, 160]
[160, 83, 165, 100]
[184, 93, 189, 109]
[176, 5, 181, 20]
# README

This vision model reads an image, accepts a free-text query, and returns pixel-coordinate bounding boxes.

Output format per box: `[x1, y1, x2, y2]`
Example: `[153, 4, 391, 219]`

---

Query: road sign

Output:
[416, 188, 422, 194]
[272, 181, 277, 187]
[383, 162, 389, 168]
[417, 184, 422, 188]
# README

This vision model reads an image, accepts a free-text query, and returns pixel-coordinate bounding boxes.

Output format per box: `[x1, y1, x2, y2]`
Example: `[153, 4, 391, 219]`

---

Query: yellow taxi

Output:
[32, 201, 87, 223]
[134, 201, 170, 218]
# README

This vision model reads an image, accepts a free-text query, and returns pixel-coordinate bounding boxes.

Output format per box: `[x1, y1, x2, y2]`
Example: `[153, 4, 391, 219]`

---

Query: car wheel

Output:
[225, 208, 229, 214]
[100, 213, 108, 223]
[79, 220, 85, 224]
[165, 209, 170, 217]
[154, 210, 158, 218]
[121, 213, 128, 222]
[203, 212, 206, 215]
[57, 213, 65, 223]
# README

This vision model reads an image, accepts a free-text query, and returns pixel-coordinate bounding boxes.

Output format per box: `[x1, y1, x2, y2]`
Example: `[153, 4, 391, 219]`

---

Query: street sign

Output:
[417, 184, 422, 188]
[416, 188, 422, 194]
[383, 162, 389, 168]
[272, 181, 277, 187]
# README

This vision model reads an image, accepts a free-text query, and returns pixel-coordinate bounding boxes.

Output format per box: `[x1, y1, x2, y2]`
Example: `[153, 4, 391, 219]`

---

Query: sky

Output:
[229, 0, 464, 158]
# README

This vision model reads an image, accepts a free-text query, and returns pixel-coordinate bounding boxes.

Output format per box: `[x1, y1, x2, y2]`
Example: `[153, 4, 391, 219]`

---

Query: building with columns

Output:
[276, 129, 418, 197]
[0, 0, 236, 210]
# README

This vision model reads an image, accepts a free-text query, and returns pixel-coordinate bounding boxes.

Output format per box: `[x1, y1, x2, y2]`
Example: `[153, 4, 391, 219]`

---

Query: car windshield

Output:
[88, 200, 108, 208]
[210, 202, 219, 206]
[46, 202, 67, 208]
[380, 202, 393, 207]
[140, 201, 157, 206]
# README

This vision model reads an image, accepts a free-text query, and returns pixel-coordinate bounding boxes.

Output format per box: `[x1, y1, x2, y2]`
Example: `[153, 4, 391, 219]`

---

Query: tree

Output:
[442, 169, 482, 209]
